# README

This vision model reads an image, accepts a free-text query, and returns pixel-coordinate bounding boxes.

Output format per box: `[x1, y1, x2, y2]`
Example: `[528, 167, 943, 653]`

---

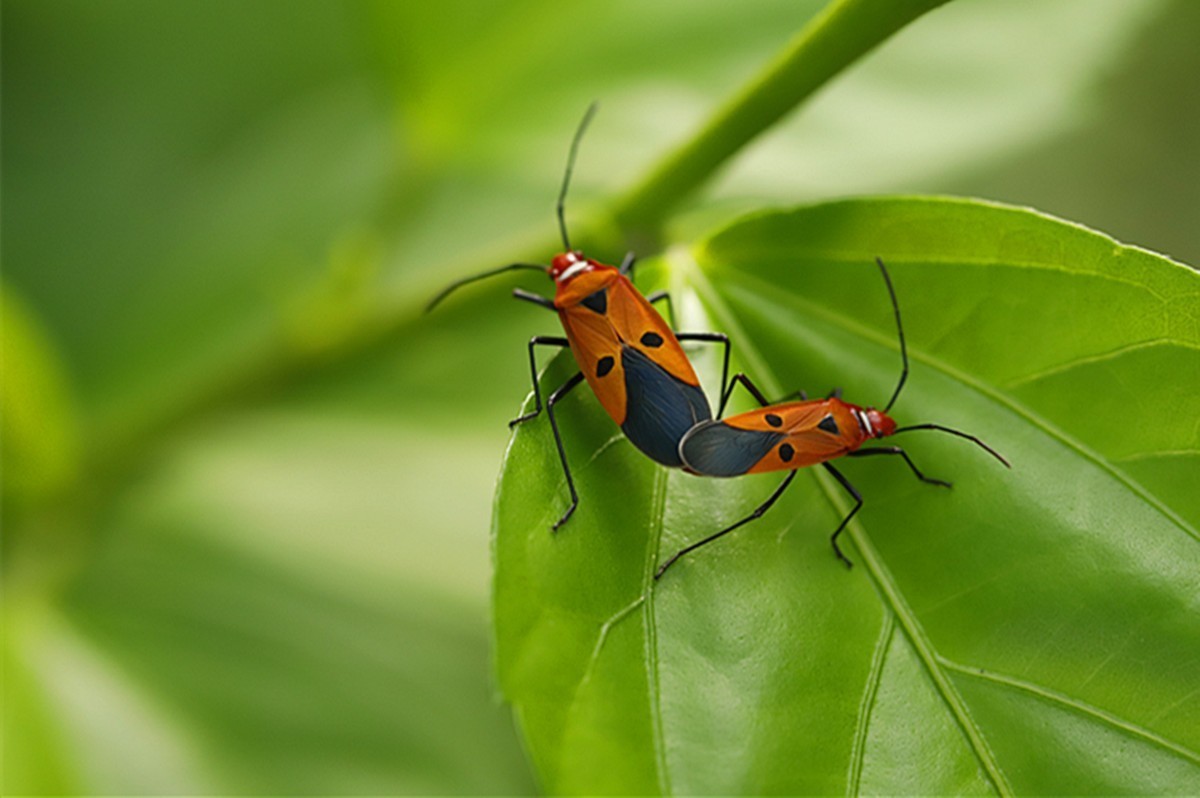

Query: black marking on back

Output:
[779, 443, 795, 462]
[619, 346, 712, 467]
[640, 331, 664, 348]
[582, 288, 607, 314]
[765, 413, 783, 428]
[818, 415, 839, 435]
[680, 422, 785, 477]
[596, 356, 615, 377]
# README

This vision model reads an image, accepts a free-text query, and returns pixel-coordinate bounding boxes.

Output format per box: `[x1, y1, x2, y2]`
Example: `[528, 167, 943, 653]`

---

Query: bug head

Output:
[549, 250, 608, 284]
[859, 406, 897, 439]
[549, 251, 582, 278]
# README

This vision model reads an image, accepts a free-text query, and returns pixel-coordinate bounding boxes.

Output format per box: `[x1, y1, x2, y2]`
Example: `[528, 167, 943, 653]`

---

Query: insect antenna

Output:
[557, 101, 598, 253]
[427, 105, 599, 313]
[876, 257, 908, 413]
[424, 263, 546, 313]
[892, 423, 1011, 468]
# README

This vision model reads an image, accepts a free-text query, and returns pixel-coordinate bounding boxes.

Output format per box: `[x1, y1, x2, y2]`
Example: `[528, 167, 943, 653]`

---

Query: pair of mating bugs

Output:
[428, 107, 1009, 579]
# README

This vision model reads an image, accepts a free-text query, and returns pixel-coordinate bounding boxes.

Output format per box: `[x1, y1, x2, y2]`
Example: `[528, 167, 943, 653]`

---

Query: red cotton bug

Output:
[654, 257, 1011, 579]
[426, 104, 732, 531]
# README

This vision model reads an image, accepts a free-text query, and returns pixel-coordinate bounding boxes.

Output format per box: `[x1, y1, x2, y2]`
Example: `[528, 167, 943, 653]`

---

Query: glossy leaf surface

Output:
[494, 197, 1200, 794]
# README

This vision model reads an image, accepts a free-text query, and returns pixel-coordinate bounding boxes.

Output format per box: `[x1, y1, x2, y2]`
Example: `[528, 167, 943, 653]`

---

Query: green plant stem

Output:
[610, 0, 952, 239]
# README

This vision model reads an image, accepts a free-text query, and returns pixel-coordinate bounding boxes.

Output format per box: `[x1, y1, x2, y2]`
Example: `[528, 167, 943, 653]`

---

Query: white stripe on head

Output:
[556, 260, 589, 283]
[855, 409, 874, 436]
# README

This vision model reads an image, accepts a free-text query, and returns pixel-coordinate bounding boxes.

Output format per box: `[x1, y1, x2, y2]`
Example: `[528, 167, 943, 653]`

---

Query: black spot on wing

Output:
[765, 413, 783, 427]
[779, 443, 795, 462]
[582, 288, 607, 314]
[818, 415, 839, 435]
[596, 356, 615, 377]
[680, 421, 785, 477]
[619, 346, 712, 467]
[640, 331, 664, 348]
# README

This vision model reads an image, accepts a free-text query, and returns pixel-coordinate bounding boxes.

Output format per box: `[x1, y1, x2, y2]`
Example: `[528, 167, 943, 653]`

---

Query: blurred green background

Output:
[3, 0, 1197, 793]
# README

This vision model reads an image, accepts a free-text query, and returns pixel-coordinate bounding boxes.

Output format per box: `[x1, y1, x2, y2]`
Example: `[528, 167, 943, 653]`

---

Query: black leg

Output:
[508, 337, 585, 532]
[676, 331, 731, 414]
[510, 336, 571, 427]
[827, 386, 843, 399]
[716, 372, 818, 417]
[645, 290, 675, 328]
[619, 251, 637, 277]
[545, 372, 586, 532]
[655, 471, 798, 580]
[513, 288, 557, 310]
[847, 446, 951, 488]
[718, 372, 772, 417]
[822, 463, 862, 568]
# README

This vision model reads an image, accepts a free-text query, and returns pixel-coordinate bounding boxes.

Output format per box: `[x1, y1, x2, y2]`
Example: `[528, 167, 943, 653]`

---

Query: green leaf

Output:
[494, 197, 1200, 794]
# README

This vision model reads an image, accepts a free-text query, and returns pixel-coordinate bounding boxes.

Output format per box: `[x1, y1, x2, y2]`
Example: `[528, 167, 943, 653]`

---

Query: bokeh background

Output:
[3, 0, 1198, 793]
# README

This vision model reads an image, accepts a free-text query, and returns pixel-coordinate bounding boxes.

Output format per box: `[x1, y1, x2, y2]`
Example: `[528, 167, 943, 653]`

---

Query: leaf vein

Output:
[1004, 339, 1200, 390]
[938, 659, 1200, 767]
[847, 613, 894, 796]
[579, 595, 645, 689]
[1116, 449, 1200, 463]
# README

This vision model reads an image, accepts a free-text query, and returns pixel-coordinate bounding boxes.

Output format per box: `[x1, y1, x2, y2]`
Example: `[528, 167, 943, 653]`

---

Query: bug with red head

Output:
[427, 105, 732, 531]
[656, 258, 1010, 579]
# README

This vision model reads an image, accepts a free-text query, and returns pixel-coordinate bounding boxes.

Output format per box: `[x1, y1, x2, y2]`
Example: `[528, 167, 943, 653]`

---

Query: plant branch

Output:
[610, 0, 952, 238]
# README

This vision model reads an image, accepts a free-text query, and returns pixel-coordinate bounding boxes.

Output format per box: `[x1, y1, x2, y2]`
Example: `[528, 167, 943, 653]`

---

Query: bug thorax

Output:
[851, 405, 897, 439]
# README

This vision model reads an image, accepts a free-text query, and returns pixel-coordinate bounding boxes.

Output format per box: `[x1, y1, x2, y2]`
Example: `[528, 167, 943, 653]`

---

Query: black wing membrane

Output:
[619, 346, 711, 467]
[679, 421, 784, 477]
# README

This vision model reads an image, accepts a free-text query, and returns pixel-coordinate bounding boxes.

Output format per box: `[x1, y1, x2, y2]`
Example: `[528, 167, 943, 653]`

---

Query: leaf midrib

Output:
[644, 459, 672, 795]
